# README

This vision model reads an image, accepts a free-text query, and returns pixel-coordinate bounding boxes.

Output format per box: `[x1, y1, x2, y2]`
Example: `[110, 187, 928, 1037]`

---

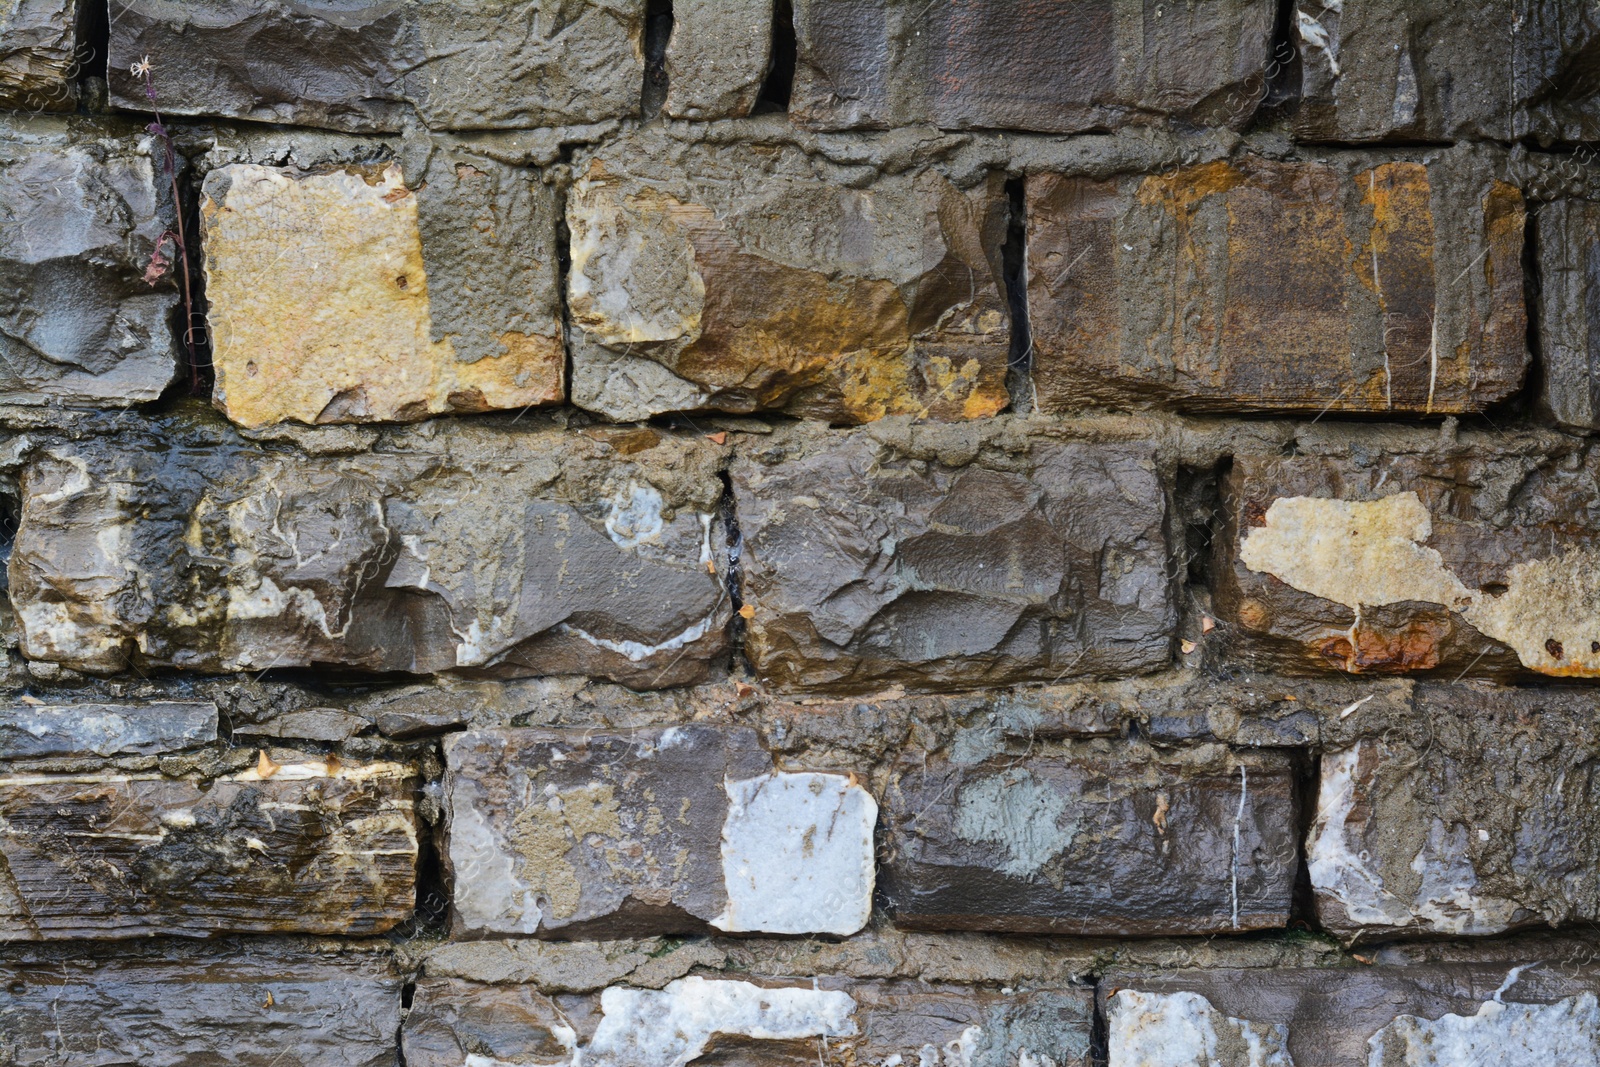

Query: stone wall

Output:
[5, 2, 1600, 1064]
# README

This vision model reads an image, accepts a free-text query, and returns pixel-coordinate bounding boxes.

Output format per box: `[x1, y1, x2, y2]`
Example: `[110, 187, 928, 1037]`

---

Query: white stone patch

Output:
[605, 482, 666, 549]
[1408, 817, 1521, 935]
[560, 613, 718, 663]
[1295, 7, 1340, 77]
[954, 770, 1076, 878]
[1306, 744, 1414, 930]
[711, 771, 876, 936]
[1366, 994, 1600, 1067]
[1107, 990, 1292, 1067]
[444, 779, 542, 935]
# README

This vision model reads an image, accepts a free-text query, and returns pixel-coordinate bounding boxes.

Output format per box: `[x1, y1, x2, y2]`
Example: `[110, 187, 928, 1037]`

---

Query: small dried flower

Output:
[129, 55, 152, 78]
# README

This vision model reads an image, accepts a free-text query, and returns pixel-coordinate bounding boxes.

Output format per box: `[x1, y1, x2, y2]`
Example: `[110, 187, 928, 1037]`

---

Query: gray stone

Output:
[107, 0, 645, 133]
[664, 0, 773, 120]
[789, 0, 1275, 133]
[0, 754, 418, 939]
[0, 700, 217, 758]
[882, 743, 1296, 936]
[731, 423, 1175, 693]
[1536, 197, 1600, 431]
[0, 946, 403, 1067]
[443, 725, 876, 938]
[0, 117, 179, 406]
[9, 419, 730, 687]
[0, 0, 78, 111]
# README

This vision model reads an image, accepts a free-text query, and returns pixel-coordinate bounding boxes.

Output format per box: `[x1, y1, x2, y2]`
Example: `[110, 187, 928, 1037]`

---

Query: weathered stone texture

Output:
[444, 725, 876, 938]
[1311, 684, 1600, 942]
[405, 975, 1093, 1067]
[1536, 197, 1600, 431]
[664, 0, 773, 120]
[731, 425, 1175, 693]
[1215, 449, 1600, 679]
[789, 0, 1275, 133]
[0, 948, 404, 1066]
[882, 743, 1295, 936]
[201, 148, 564, 428]
[106, 0, 644, 132]
[0, 755, 417, 939]
[0, 118, 179, 406]
[9, 421, 729, 686]
[566, 124, 1011, 424]
[0, 0, 78, 111]
[0, 700, 217, 758]
[1028, 147, 1527, 415]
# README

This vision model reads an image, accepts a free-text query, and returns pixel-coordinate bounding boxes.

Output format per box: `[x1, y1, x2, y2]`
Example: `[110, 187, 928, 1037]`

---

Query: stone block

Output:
[1310, 684, 1600, 942]
[730, 424, 1175, 693]
[106, 0, 644, 132]
[0, 700, 217, 759]
[405, 975, 1093, 1067]
[1214, 450, 1600, 678]
[664, 0, 773, 120]
[1103, 963, 1600, 1067]
[1028, 147, 1527, 415]
[0, 117, 179, 406]
[201, 146, 564, 428]
[0, 754, 418, 939]
[789, 0, 1275, 133]
[1535, 197, 1600, 431]
[0, 0, 78, 111]
[566, 124, 1010, 424]
[0, 947, 403, 1067]
[443, 725, 876, 937]
[10, 421, 729, 686]
[881, 743, 1296, 936]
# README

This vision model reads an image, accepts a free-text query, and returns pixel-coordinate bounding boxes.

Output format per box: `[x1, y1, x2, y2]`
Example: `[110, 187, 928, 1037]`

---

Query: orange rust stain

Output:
[1353, 162, 1433, 296]
[1317, 621, 1445, 674]
[1482, 180, 1526, 295]
[1136, 160, 1247, 216]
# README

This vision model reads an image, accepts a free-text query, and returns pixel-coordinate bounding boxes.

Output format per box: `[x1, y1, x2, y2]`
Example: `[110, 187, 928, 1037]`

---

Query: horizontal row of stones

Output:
[7, 947, 1597, 1067]
[7, 0, 1599, 147]
[32, 113, 1600, 428]
[6, 682, 1600, 947]
[15, 418, 1600, 684]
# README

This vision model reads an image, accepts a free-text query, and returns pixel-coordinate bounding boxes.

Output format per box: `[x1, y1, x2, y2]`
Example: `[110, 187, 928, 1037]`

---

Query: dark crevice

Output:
[1001, 175, 1032, 414]
[75, 0, 109, 92]
[1519, 200, 1547, 419]
[718, 469, 752, 676]
[641, 0, 674, 118]
[754, 0, 796, 113]
[1289, 746, 1322, 933]
[552, 160, 577, 407]
[1175, 461, 1227, 592]
[1249, 0, 1302, 129]
[1088, 981, 1109, 1067]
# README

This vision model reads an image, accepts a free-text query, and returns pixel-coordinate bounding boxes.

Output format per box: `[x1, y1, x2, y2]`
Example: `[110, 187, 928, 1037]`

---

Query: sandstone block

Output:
[0, 700, 217, 759]
[1028, 147, 1527, 415]
[10, 422, 729, 686]
[201, 149, 564, 427]
[1310, 684, 1600, 942]
[107, 0, 643, 132]
[0, 755, 417, 939]
[664, 0, 773, 120]
[0, 117, 179, 406]
[882, 743, 1296, 936]
[1104, 963, 1600, 1067]
[789, 0, 1275, 133]
[405, 975, 1093, 1067]
[1214, 450, 1600, 678]
[443, 725, 876, 937]
[0, 0, 78, 111]
[566, 124, 1010, 424]
[0, 948, 403, 1067]
[730, 426, 1175, 693]
[1535, 198, 1600, 430]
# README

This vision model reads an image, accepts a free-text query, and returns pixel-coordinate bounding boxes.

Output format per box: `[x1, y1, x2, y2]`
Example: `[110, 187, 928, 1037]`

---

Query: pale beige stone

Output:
[202, 162, 563, 428]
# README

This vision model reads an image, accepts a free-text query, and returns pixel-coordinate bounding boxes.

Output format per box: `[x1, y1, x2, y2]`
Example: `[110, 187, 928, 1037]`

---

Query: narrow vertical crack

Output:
[718, 468, 753, 677]
[755, 0, 796, 113]
[641, 0, 674, 119]
[1001, 175, 1032, 414]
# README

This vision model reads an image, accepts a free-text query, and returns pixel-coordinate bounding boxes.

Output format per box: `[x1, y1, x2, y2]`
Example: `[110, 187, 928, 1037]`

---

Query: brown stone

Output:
[566, 123, 1010, 424]
[1214, 449, 1600, 679]
[201, 149, 564, 428]
[1028, 147, 1527, 415]
[1535, 197, 1600, 430]
[0, 755, 418, 940]
[882, 743, 1297, 936]
[0, 0, 77, 111]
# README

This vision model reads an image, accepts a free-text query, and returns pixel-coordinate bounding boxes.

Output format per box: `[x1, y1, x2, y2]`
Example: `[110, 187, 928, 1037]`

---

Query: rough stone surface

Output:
[106, 0, 645, 133]
[664, 0, 773, 120]
[201, 148, 564, 428]
[0, 700, 217, 758]
[1028, 147, 1528, 415]
[0, 0, 78, 111]
[0, 755, 417, 939]
[1535, 197, 1600, 431]
[405, 975, 1094, 1067]
[789, 0, 1276, 133]
[1310, 684, 1600, 943]
[1214, 449, 1600, 679]
[0, 117, 180, 406]
[882, 743, 1296, 936]
[443, 725, 876, 938]
[9, 419, 730, 686]
[0, 946, 404, 1067]
[566, 123, 1011, 424]
[731, 424, 1175, 693]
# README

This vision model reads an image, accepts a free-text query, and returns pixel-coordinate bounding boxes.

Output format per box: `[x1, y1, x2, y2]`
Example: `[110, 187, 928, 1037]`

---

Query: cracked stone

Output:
[0, 700, 217, 759]
[0, 0, 78, 111]
[1535, 196, 1600, 431]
